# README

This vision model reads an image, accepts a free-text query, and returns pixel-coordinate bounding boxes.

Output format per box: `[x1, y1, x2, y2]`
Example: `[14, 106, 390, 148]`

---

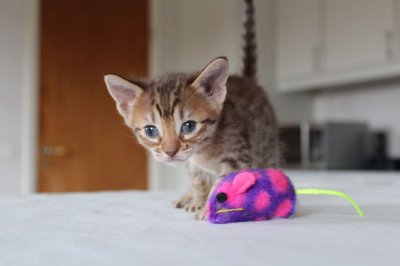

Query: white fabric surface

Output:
[0, 171, 399, 266]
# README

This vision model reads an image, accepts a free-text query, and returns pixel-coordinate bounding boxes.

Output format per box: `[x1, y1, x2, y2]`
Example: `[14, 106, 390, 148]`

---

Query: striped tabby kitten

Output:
[104, 0, 280, 219]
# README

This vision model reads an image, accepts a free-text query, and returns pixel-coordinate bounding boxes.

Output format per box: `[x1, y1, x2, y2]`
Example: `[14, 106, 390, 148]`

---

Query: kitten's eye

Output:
[216, 193, 228, 203]
[144, 126, 159, 138]
[181, 120, 196, 134]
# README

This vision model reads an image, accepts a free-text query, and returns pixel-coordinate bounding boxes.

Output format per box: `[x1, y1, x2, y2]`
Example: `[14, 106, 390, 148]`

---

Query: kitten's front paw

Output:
[184, 200, 204, 213]
[194, 207, 208, 220]
[173, 194, 193, 208]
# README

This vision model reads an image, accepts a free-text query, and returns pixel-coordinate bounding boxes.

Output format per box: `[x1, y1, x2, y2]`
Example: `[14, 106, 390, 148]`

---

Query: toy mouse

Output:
[206, 168, 363, 224]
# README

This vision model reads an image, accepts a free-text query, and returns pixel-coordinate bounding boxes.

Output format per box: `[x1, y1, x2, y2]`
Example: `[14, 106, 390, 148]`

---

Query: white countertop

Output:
[0, 171, 399, 265]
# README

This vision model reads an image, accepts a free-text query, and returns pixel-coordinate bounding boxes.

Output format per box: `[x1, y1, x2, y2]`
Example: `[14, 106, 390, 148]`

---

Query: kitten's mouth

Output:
[166, 156, 190, 164]
[153, 151, 193, 164]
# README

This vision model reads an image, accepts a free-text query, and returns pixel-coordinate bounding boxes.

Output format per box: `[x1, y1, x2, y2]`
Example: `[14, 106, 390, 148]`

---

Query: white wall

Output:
[0, 0, 24, 194]
[0, 0, 38, 194]
[149, 0, 314, 190]
[313, 80, 400, 157]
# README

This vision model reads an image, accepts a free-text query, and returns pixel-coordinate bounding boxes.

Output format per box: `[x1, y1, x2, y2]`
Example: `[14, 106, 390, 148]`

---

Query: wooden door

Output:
[38, 0, 148, 192]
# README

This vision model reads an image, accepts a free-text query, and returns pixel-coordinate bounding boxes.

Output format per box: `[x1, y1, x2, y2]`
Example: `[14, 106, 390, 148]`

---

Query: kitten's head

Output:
[104, 57, 229, 164]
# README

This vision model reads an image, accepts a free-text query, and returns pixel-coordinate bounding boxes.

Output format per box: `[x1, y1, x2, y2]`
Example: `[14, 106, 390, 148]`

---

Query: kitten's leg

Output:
[194, 162, 241, 220]
[173, 163, 207, 210]
[185, 173, 210, 212]
[173, 188, 193, 208]
[193, 175, 226, 220]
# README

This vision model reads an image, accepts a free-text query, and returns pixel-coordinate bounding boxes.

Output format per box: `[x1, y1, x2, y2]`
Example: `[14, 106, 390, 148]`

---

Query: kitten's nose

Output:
[165, 150, 178, 157]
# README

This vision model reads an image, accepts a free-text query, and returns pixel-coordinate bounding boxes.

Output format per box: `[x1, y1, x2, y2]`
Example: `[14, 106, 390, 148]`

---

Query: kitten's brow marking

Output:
[156, 104, 163, 118]
[171, 98, 180, 116]
[174, 82, 183, 97]
[201, 119, 216, 125]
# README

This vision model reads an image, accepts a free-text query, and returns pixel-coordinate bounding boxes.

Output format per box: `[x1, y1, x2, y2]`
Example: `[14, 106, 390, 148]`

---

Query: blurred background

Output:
[0, 0, 399, 195]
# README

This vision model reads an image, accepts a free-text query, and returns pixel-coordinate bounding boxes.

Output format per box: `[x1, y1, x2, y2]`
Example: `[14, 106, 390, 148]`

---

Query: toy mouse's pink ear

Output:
[232, 172, 256, 194]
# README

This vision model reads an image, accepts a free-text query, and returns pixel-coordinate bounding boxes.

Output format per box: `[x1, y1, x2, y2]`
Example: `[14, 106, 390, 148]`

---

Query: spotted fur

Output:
[104, 0, 280, 219]
[207, 169, 296, 224]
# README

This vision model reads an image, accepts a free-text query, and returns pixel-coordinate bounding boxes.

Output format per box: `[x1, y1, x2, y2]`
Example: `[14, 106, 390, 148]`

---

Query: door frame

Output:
[21, 0, 40, 194]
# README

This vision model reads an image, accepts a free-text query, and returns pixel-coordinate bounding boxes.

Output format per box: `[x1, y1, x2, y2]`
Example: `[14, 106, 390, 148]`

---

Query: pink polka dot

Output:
[254, 191, 270, 212]
[273, 199, 292, 218]
[268, 169, 289, 193]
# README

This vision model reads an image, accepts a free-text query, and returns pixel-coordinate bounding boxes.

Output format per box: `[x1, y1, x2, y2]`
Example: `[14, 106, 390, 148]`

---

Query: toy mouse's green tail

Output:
[295, 189, 364, 216]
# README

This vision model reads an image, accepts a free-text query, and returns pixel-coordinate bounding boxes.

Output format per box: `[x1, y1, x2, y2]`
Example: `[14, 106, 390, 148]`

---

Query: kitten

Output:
[104, 0, 280, 219]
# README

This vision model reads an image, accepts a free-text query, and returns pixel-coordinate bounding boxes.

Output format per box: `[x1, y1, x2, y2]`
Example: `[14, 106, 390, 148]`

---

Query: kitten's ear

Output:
[191, 57, 229, 106]
[104, 74, 143, 123]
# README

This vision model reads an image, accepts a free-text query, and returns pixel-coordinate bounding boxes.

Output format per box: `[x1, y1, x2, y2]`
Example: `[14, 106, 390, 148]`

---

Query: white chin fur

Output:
[152, 152, 192, 165]
[163, 160, 186, 166]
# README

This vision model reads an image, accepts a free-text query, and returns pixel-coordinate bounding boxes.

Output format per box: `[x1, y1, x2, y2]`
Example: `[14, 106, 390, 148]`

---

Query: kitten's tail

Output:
[241, 0, 257, 80]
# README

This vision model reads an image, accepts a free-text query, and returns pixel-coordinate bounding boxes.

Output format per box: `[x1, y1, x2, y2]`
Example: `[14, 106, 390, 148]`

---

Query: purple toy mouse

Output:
[206, 169, 296, 224]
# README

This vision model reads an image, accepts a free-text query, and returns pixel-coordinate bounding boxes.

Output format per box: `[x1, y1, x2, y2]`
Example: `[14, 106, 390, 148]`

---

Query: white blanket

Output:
[0, 171, 399, 266]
